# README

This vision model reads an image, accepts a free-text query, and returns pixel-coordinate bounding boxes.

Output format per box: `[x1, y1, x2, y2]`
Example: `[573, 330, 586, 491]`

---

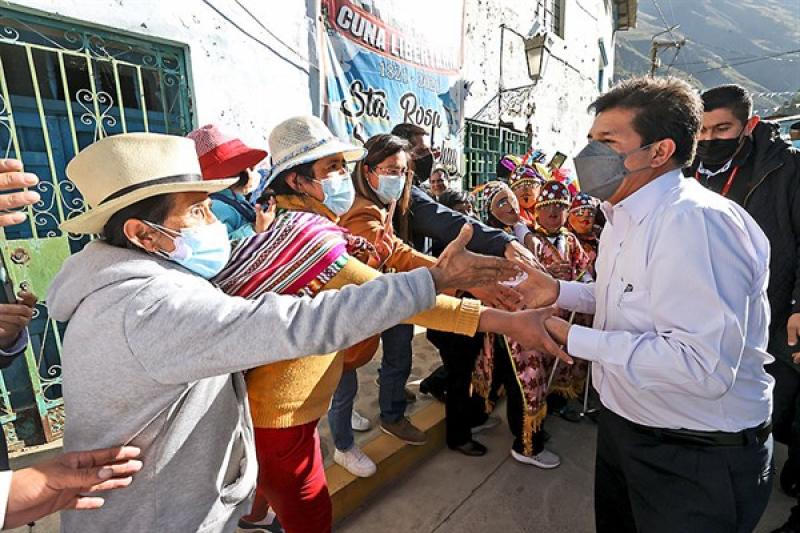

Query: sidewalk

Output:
[338, 410, 795, 533]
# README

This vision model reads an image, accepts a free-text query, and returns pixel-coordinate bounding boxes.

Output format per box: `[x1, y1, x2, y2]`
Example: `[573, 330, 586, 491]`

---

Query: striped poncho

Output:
[213, 210, 352, 298]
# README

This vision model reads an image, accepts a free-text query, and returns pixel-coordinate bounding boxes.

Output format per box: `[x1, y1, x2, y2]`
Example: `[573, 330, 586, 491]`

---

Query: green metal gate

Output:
[463, 119, 530, 191]
[0, 9, 193, 449]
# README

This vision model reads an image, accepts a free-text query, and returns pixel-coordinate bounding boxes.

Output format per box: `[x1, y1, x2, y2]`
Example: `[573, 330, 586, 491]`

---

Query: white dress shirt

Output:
[557, 169, 773, 432]
[0, 469, 10, 529]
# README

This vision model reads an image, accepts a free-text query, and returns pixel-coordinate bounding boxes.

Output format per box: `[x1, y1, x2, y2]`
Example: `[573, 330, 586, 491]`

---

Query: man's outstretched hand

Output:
[5, 446, 143, 529]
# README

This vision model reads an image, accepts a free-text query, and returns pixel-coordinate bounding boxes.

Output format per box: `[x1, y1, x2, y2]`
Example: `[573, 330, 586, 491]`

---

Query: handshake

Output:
[426, 226, 573, 364]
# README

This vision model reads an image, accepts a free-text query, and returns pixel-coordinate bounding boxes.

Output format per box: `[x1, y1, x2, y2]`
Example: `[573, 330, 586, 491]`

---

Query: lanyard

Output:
[696, 166, 740, 198]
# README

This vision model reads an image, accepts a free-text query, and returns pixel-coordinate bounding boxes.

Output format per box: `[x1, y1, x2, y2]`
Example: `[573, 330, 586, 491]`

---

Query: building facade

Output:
[0, 0, 636, 447]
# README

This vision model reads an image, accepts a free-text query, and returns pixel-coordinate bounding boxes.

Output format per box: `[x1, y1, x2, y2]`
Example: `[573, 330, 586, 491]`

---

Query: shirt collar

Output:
[602, 169, 682, 226]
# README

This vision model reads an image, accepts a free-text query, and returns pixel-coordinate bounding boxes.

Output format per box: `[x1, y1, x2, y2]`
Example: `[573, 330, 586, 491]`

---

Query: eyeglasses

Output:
[374, 166, 413, 179]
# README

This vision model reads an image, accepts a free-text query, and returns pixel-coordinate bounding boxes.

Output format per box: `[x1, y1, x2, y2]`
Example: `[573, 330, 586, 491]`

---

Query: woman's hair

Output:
[437, 189, 471, 211]
[232, 170, 250, 191]
[269, 162, 316, 196]
[102, 194, 174, 248]
[352, 134, 413, 241]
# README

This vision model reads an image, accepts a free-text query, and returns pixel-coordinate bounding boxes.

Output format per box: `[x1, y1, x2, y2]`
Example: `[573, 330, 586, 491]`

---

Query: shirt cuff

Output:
[567, 325, 603, 362]
[0, 469, 11, 530]
[556, 281, 583, 312]
[0, 330, 28, 357]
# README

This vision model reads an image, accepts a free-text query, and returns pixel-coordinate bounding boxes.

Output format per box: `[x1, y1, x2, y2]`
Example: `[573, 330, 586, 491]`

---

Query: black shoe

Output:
[782, 459, 800, 497]
[771, 520, 800, 533]
[556, 405, 582, 423]
[451, 440, 487, 457]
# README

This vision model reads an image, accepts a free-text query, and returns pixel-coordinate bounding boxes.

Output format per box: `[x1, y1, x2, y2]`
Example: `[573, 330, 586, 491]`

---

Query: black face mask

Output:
[695, 137, 742, 166]
[413, 153, 434, 183]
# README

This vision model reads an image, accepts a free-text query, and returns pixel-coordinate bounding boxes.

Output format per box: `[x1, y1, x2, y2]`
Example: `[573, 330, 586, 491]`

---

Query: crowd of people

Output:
[0, 75, 797, 533]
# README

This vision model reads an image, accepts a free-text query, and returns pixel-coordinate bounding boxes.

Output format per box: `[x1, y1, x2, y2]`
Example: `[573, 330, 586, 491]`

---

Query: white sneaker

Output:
[351, 410, 371, 432]
[510, 448, 561, 469]
[334, 445, 377, 478]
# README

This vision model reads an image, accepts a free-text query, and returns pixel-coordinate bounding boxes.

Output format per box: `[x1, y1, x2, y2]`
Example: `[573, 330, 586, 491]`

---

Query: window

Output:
[540, 0, 565, 38]
[463, 119, 530, 202]
[598, 39, 609, 92]
[0, 8, 193, 447]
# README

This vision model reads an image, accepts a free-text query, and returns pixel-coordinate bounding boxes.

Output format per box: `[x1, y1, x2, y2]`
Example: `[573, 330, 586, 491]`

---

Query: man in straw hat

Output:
[46, 132, 563, 532]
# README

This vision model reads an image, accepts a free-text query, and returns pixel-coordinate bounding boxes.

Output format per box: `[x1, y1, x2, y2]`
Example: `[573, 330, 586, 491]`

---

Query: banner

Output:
[321, 0, 465, 173]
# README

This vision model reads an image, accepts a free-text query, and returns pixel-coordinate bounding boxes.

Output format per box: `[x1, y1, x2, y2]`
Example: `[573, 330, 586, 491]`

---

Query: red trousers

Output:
[245, 421, 332, 533]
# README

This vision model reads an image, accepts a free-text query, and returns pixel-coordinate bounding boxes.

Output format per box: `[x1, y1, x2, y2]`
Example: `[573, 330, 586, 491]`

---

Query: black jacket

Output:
[688, 121, 800, 366]
[408, 185, 513, 257]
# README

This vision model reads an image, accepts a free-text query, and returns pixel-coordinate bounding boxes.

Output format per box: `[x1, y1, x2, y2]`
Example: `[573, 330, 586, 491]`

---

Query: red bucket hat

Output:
[187, 124, 268, 180]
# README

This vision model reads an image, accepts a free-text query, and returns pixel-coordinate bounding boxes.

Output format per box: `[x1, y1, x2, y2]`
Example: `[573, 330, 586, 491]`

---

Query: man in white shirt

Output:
[524, 76, 774, 532]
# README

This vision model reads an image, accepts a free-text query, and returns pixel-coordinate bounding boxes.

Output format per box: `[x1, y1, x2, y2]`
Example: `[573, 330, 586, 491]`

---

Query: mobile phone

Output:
[257, 188, 276, 210]
[549, 152, 567, 170]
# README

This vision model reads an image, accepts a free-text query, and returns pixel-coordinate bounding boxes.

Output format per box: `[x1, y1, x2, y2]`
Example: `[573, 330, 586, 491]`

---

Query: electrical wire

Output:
[690, 49, 800, 74]
[200, 0, 315, 74]
[664, 45, 682, 74]
[651, 0, 676, 39]
[232, 0, 319, 69]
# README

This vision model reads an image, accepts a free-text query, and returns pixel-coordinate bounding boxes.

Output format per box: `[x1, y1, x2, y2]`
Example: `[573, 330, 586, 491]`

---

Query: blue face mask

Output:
[371, 174, 406, 204]
[318, 173, 356, 216]
[147, 220, 231, 279]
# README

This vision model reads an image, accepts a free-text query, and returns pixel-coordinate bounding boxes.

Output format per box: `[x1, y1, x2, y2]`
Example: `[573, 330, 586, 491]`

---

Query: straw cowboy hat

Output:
[61, 132, 237, 235]
[263, 116, 365, 187]
[186, 124, 267, 180]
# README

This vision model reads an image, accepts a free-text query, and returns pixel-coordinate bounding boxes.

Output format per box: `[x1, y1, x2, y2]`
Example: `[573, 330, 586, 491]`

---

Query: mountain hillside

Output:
[615, 0, 800, 115]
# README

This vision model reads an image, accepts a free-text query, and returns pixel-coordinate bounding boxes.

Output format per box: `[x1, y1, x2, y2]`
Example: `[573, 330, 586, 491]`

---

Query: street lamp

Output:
[500, 24, 552, 84]
[497, 24, 553, 122]
[524, 32, 553, 81]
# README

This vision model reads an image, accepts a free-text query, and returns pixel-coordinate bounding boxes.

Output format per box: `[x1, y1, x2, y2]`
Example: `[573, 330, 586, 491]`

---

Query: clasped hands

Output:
[429, 232, 572, 364]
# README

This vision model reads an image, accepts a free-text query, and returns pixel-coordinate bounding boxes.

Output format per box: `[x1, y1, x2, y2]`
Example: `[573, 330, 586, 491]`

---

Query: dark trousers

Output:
[426, 330, 487, 448]
[595, 408, 773, 533]
[768, 358, 800, 450]
[767, 359, 800, 526]
[378, 324, 415, 424]
[493, 336, 545, 456]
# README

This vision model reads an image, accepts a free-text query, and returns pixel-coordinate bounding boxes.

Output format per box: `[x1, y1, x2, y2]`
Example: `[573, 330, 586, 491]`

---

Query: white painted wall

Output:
[6, 0, 623, 163]
[462, 0, 618, 162]
[5, 0, 321, 151]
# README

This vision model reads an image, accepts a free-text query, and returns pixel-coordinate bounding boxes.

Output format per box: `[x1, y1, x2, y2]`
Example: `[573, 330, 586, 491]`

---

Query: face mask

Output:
[371, 174, 406, 204]
[147, 220, 231, 279]
[573, 141, 654, 201]
[695, 137, 742, 166]
[413, 153, 434, 183]
[318, 173, 356, 216]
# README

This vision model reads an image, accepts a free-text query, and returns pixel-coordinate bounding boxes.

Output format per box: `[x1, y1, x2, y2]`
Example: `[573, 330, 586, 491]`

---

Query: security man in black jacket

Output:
[688, 84, 800, 533]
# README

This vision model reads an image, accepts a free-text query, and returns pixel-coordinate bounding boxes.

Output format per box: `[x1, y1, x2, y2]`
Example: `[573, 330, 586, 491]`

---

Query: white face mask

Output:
[145, 220, 231, 279]
[370, 174, 406, 204]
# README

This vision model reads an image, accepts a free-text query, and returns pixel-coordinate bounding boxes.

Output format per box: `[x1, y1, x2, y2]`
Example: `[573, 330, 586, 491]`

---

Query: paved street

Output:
[339, 408, 794, 533]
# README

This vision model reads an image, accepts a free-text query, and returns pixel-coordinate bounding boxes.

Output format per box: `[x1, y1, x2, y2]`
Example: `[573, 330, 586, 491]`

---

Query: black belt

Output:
[629, 418, 772, 448]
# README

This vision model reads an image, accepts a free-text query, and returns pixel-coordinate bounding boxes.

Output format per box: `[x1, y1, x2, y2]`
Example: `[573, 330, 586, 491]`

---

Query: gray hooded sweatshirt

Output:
[47, 241, 435, 533]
